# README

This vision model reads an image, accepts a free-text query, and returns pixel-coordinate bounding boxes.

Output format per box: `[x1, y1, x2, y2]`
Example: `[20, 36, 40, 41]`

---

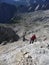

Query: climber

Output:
[30, 34, 36, 44]
[23, 32, 26, 41]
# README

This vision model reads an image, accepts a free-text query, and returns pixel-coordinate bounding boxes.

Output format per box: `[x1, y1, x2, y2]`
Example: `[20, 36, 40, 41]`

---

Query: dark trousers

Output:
[30, 40, 34, 44]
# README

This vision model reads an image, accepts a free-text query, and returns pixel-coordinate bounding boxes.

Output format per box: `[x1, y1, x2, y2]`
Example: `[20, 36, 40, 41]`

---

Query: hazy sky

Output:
[14, 0, 19, 1]
[1, 0, 47, 2]
[1, 0, 19, 1]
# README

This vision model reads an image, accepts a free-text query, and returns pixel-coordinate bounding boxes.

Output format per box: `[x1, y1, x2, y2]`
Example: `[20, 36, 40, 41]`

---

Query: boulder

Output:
[0, 26, 20, 44]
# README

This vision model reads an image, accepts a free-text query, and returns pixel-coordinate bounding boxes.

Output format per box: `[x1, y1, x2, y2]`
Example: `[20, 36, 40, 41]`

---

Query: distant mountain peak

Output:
[0, 3, 16, 23]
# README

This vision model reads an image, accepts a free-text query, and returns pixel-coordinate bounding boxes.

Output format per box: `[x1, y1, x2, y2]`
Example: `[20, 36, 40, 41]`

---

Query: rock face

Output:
[0, 26, 19, 44]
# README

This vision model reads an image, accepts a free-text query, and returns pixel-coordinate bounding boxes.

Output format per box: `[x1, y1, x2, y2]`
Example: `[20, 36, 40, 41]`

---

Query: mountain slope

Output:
[0, 10, 49, 65]
[13, 0, 49, 13]
[0, 0, 49, 14]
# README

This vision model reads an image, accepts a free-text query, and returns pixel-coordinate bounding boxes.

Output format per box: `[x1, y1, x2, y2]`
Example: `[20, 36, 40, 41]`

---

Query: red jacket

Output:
[31, 34, 36, 41]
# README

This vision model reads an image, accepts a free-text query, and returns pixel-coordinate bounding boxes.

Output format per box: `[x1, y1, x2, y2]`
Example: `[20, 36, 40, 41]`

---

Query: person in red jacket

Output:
[30, 34, 36, 44]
